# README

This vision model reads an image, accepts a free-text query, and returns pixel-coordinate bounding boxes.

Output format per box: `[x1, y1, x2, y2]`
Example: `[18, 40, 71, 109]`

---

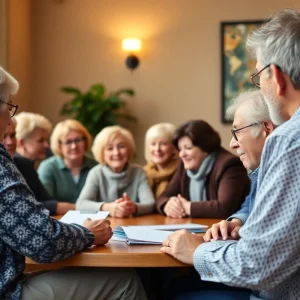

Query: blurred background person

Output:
[157, 120, 250, 218]
[144, 123, 178, 198]
[3, 118, 74, 215]
[76, 125, 155, 217]
[38, 119, 97, 206]
[15, 111, 52, 169]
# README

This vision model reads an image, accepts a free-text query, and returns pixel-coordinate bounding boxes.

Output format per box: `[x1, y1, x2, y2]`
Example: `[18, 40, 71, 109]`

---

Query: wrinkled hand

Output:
[177, 194, 191, 216]
[83, 218, 112, 245]
[204, 219, 242, 242]
[163, 196, 186, 218]
[160, 230, 204, 264]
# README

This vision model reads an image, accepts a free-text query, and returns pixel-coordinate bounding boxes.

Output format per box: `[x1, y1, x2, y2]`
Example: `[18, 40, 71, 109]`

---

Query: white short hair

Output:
[0, 67, 19, 112]
[226, 89, 272, 136]
[15, 112, 53, 141]
[144, 123, 176, 162]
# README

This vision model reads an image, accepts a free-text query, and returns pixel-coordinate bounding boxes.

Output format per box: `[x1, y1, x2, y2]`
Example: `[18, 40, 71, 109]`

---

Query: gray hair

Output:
[246, 9, 300, 89]
[144, 123, 176, 163]
[15, 112, 53, 141]
[0, 67, 19, 112]
[226, 89, 271, 136]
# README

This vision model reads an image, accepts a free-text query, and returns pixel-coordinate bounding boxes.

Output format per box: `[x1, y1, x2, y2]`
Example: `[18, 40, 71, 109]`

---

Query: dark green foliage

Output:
[60, 83, 137, 137]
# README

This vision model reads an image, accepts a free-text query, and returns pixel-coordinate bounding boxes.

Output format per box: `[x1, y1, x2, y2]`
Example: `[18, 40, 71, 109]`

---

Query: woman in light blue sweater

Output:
[76, 126, 155, 217]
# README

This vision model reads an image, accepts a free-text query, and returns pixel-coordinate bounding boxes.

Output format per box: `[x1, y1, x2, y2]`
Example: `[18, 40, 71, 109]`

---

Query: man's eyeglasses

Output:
[231, 123, 259, 141]
[0, 99, 18, 117]
[59, 136, 86, 147]
[250, 64, 271, 88]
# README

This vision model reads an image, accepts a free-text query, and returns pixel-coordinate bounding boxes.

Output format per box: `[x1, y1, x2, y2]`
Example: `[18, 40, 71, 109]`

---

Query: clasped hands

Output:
[102, 193, 137, 218]
[163, 194, 191, 218]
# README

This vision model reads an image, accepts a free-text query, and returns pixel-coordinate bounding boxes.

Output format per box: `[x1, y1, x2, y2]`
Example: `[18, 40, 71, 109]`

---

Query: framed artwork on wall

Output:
[221, 20, 263, 123]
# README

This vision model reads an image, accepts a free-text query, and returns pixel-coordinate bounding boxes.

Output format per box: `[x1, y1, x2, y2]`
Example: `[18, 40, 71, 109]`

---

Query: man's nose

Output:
[229, 137, 238, 149]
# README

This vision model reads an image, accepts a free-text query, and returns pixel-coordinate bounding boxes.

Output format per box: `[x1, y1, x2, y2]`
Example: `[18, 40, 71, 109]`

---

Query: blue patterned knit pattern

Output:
[0, 145, 94, 300]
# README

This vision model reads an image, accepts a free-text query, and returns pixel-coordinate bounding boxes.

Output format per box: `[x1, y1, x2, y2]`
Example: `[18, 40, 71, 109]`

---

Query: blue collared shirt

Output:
[194, 107, 300, 299]
[228, 167, 259, 224]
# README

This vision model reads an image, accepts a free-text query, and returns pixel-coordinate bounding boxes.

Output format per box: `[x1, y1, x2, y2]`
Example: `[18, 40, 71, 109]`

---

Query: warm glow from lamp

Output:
[122, 38, 142, 52]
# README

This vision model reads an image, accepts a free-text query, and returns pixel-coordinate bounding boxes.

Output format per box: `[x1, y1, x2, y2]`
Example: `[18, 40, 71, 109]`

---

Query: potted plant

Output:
[60, 83, 137, 137]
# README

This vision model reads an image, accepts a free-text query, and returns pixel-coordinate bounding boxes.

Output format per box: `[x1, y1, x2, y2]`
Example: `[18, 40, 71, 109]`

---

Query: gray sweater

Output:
[76, 164, 155, 215]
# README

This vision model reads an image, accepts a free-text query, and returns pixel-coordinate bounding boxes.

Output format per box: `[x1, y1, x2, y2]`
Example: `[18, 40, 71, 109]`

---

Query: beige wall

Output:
[8, 0, 31, 111]
[11, 0, 300, 163]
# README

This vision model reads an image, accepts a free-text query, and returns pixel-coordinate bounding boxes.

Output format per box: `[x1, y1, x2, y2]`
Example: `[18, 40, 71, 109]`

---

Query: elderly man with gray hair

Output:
[161, 9, 300, 299]
[163, 90, 276, 300]
[204, 89, 275, 242]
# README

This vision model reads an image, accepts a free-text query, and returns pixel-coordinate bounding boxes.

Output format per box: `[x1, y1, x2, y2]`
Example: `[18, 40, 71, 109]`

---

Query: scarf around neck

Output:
[144, 158, 178, 197]
[187, 151, 217, 202]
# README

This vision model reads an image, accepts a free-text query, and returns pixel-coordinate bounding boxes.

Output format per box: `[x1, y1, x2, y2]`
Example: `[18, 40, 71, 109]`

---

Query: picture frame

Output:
[221, 20, 263, 123]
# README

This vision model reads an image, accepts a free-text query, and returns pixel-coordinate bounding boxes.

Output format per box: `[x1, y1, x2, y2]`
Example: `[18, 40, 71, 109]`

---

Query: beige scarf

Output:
[144, 158, 178, 198]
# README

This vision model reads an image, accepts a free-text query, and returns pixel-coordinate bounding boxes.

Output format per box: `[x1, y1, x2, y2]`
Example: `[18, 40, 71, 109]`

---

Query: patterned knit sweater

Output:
[0, 144, 94, 300]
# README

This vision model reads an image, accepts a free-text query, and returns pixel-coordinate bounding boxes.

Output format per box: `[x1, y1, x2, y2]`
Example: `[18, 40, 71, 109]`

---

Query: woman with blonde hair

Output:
[76, 125, 155, 217]
[144, 123, 178, 197]
[15, 112, 52, 169]
[38, 119, 97, 206]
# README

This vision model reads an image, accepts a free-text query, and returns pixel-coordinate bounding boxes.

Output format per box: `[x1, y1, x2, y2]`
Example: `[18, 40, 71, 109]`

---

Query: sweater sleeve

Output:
[136, 169, 155, 215]
[0, 152, 94, 264]
[190, 159, 249, 218]
[76, 166, 103, 211]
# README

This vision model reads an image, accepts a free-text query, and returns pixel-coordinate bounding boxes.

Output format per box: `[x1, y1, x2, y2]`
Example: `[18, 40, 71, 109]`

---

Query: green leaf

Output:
[115, 88, 135, 97]
[61, 87, 82, 96]
[90, 84, 105, 98]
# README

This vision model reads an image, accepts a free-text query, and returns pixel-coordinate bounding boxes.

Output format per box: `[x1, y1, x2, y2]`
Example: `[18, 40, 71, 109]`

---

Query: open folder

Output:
[112, 223, 208, 245]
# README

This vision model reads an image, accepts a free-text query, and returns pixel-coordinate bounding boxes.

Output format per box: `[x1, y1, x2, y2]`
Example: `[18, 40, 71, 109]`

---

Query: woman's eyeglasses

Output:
[0, 99, 18, 117]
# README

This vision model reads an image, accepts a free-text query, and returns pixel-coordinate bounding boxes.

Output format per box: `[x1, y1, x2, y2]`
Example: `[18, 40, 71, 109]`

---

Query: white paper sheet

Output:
[59, 210, 109, 226]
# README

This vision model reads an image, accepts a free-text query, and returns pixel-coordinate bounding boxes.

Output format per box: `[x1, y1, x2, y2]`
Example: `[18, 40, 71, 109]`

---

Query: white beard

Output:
[264, 84, 284, 126]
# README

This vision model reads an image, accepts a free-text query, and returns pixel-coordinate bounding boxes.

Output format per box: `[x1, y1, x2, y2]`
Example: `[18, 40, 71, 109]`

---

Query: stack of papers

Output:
[112, 223, 208, 245]
[59, 210, 109, 226]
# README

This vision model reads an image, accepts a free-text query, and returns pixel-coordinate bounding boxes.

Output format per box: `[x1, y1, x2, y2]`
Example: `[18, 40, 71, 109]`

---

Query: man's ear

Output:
[262, 120, 275, 137]
[271, 64, 286, 96]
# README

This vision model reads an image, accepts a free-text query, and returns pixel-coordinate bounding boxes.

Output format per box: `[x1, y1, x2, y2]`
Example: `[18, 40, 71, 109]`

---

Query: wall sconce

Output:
[122, 38, 142, 70]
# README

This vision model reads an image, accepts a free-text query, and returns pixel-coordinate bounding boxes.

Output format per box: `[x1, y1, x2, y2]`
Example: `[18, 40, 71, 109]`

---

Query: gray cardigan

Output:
[76, 164, 155, 215]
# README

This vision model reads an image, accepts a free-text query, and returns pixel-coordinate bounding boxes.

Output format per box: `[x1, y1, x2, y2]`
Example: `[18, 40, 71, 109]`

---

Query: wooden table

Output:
[25, 214, 220, 270]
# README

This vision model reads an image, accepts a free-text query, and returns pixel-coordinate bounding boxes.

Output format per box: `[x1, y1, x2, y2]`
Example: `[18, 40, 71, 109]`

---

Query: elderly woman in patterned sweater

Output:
[0, 67, 146, 300]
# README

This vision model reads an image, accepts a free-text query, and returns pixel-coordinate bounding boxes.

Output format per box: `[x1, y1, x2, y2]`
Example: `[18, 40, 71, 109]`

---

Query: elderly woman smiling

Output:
[38, 119, 97, 207]
[156, 120, 250, 218]
[76, 125, 155, 217]
[144, 123, 178, 197]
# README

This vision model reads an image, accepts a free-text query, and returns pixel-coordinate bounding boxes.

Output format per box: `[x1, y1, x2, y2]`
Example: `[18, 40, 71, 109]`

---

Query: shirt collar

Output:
[56, 156, 92, 170]
[249, 167, 259, 180]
